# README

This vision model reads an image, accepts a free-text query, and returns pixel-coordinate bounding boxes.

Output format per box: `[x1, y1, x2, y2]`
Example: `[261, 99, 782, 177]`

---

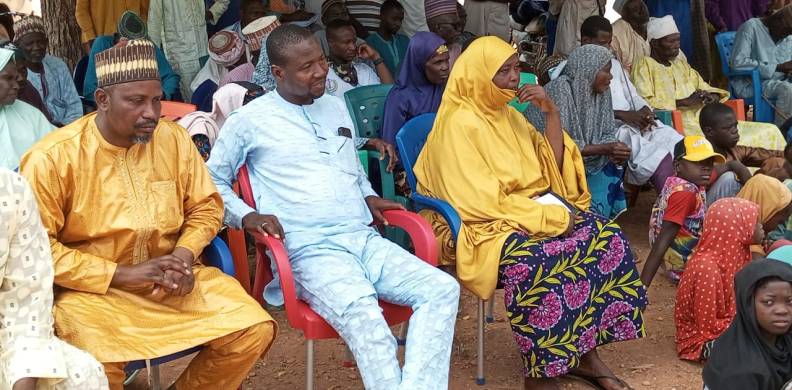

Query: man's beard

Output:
[132, 134, 152, 144]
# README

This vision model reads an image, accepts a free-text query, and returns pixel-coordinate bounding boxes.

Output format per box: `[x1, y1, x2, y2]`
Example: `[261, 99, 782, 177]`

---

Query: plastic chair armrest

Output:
[381, 209, 439, 266]
[725, 68, 755, 77]
[202, 237, 236, 276]
[250, 232, 303, 328]
[411, 192, 461, 241]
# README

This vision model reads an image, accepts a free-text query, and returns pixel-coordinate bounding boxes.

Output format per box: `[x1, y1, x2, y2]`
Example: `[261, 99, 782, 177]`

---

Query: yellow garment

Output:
[103, 321, 275, 390]
[611, 19, 649, 73]
[631, 55, 729, 135]
[631, 55, 786, 150]
[737, 174, 792, 225]
[413, 36, 591, 300]
[19, 113, 274, 363]
[75, 0, 150, 42]
[737, 174, 792, 255]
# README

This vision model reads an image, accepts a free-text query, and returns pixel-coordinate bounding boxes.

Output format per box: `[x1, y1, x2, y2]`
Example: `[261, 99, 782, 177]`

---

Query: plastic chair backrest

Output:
[344, 84, 394, 139]
[73, 55, 89, 97]
[161, 101, 197, 121]
[714, 32, 736, 76]
[725, 99, 746, 121]
[395, 113, 437, 192]
[238, 165, 256, 208]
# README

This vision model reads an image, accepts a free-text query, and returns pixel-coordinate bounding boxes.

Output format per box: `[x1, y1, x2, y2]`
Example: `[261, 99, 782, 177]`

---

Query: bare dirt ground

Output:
[129, 191, 704, 390]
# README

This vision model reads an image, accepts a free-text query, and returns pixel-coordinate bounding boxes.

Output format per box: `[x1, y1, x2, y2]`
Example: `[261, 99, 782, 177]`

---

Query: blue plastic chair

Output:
[396, 113, 496, 386]
[715, 32, 775, 123]
[123, 237, 235, 390]
[395, 113, 461, 239]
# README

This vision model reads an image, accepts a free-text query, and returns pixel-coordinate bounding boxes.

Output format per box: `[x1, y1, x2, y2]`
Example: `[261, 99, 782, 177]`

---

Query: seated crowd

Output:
[1, 1, 792, 390]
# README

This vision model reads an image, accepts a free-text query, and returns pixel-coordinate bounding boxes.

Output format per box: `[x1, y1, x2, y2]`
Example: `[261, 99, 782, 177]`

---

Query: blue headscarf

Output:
[381, 32, 447, 145]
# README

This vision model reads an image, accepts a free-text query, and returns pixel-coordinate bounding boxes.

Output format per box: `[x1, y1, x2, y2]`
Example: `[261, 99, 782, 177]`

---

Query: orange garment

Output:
[18, 114, 275, 364]
[103, 321, 275, 390]
[674, 198, 760, 361]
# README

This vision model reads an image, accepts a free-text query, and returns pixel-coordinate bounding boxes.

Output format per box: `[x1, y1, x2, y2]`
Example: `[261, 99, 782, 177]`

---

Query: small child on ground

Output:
[674, 197, 764, 361]
[642, 136, 725, 287]
[703, 259, 792, 390]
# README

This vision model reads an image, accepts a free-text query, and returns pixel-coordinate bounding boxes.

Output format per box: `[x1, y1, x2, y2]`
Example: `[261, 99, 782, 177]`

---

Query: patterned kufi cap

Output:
[13, 14, 45, 42]
[424, 0, 457, 20]
[117, 11, 147, 40]
[95, 39, 159, 88]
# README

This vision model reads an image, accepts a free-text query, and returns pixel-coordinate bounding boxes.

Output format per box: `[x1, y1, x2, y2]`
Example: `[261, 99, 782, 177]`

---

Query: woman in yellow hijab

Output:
[737, 174, 792, 255]
[414, 36, 646, 390]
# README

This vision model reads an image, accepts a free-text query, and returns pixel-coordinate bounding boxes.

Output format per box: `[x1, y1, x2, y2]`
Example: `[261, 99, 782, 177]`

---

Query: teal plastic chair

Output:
[346, 84, 410, 248]
[344, 84, 394, 138]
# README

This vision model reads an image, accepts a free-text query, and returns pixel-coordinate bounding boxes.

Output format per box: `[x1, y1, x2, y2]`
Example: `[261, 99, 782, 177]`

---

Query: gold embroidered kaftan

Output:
[18, 113, 274, 363]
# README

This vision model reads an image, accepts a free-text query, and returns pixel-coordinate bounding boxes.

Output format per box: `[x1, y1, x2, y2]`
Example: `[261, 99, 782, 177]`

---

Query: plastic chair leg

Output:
[397, 323, 408, 346]
[486, 299, 495, 323]
[150, 365, 162, 390]
[477, 298, 486, 386]
[306, 340, 315, 390]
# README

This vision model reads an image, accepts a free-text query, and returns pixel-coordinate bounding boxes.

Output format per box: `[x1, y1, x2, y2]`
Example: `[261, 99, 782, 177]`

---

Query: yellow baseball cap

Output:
[673, 136, 726, 163]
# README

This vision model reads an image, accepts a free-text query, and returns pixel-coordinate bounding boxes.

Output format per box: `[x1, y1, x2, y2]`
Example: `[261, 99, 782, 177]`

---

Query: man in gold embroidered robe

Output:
[18, 39, 276, 390]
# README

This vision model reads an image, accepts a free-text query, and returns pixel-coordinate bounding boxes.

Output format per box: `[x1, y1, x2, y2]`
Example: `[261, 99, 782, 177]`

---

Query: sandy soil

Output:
[128, 191, 705, 390]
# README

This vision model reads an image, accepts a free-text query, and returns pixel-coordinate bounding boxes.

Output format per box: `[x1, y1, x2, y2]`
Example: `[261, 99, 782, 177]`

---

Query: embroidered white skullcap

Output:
[647, 15, 679, 41]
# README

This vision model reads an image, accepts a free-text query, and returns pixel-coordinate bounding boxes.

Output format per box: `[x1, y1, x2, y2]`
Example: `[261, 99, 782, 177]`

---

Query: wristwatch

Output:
[373, 57, 384, 66]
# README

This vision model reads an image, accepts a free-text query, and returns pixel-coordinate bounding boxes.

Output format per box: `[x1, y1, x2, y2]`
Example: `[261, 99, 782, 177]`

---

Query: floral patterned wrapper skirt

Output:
[498, 211, 647, 378]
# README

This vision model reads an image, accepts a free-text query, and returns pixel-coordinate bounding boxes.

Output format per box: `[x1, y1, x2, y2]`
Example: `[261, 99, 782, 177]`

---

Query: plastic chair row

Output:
[656, 99, 746, 134]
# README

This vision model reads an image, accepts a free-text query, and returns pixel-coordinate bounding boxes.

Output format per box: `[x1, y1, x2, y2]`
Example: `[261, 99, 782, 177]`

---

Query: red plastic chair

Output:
[236, 165, 438, 389]
[668, 99, 746, 135]
[725, 99, 747, 121]
[160, 101, 197, 121]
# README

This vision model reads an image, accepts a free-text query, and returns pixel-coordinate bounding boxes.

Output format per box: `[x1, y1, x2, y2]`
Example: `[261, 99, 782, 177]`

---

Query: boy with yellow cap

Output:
[642, 136, 726, 287]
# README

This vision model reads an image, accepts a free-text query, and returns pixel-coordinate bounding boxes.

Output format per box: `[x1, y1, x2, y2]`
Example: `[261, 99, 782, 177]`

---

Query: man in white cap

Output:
[632, 15, 787, 160]
[610, 0, 651, 72]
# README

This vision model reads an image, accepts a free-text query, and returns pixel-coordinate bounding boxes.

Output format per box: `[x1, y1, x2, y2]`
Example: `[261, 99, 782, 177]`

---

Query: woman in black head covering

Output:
[703, 259, 792, 390]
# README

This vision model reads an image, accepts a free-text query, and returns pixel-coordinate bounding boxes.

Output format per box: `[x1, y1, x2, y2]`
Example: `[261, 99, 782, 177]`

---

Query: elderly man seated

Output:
[632, 15, 785, 151]
[19, 39, 275, 390]
[731, 4, 792, 126]
[208, 24, 460, 390]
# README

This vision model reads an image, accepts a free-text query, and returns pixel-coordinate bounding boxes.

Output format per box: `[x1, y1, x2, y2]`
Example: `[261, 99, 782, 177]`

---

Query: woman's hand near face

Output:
[517, 84, 558, 113]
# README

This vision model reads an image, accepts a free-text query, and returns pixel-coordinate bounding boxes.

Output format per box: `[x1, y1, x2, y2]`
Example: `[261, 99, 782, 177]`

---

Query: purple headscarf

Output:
[381, 32, 447, 145]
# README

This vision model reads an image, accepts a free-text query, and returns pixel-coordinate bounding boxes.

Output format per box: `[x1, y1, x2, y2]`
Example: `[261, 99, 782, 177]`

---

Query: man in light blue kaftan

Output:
[207, 24, 459, 390]
[731, 6, 792, 126]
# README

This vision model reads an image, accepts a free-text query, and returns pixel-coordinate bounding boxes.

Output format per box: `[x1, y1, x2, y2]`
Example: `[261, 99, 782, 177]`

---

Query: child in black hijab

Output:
[703, 259, 792, 390]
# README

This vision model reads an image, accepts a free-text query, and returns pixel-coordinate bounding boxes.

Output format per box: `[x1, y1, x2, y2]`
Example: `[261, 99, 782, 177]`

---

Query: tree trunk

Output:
[41, 0, 81, 70]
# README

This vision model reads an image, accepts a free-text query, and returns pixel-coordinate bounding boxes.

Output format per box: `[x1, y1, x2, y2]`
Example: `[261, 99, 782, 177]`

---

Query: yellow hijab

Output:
[414, 37, 590, 299]
[737, 174, 792, 224]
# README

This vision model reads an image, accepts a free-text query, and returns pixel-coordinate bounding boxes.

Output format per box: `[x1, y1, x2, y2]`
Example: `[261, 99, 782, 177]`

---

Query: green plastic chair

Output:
[346, 85, 409, 248]
[345, 84, 394, 139]
[507, 73, 537, 113]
